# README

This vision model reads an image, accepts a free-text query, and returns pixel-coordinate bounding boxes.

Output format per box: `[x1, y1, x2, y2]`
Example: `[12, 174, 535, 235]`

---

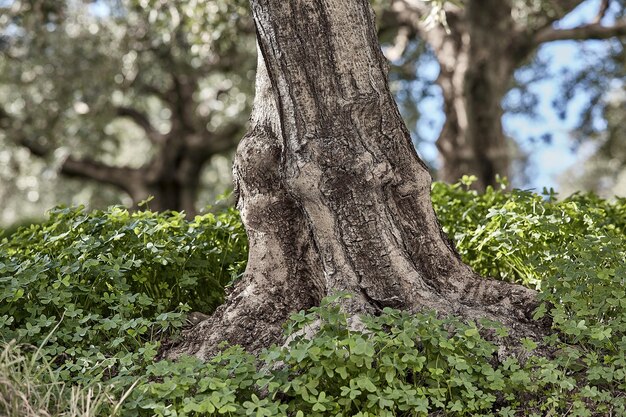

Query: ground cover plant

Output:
[0, 181, 625, 416]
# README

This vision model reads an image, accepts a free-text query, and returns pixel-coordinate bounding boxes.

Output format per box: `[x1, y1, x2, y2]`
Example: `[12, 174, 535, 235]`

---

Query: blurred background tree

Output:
[0, 0, 254, 224]
[379, 0, 626, 190]
[556, 30, 626, 197]
[0, 0, 625, 227]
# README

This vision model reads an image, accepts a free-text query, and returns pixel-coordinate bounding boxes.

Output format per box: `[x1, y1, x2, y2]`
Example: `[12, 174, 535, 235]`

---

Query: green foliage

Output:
[0, 0, 255, 222]
[1, 182, 626, 416]
[0, 205, 246, 388]
[432, 176, 625, 288]
[97, 297, 626, 416]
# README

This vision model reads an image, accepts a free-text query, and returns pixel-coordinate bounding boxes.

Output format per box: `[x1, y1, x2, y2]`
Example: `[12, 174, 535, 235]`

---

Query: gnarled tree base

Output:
[165, 269, 547, 361]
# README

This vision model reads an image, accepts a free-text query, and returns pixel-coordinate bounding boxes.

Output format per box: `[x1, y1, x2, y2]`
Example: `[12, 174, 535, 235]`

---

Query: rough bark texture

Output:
[166, 0, 546, 360]
[383, 0, 626, 190]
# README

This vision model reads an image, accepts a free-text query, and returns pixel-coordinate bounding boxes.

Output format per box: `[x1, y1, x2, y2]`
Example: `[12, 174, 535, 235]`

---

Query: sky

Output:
[506, 0, 613, 191]
[412, 0, 615, 192]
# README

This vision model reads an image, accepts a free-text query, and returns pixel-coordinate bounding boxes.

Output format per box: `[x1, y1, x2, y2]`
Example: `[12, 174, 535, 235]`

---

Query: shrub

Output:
[118, 295, 626, 416]
[0, 205, 247, 387]
[1, 183, 625, 416]
[431, 177, 625, 288]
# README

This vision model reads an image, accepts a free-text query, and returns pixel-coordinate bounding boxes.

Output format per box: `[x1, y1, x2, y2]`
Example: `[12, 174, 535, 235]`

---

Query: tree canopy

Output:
[381, 0, 626, 190]
[0, 0, 625, 223]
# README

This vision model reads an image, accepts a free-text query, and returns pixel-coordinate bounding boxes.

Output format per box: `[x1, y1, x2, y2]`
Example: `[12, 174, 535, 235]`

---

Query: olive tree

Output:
[168, 0, 544, 359]
[0, 0, 254, 216]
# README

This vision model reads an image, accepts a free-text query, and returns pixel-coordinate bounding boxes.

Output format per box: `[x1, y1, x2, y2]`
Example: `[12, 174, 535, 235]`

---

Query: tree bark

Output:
[166, 0, 545, 360]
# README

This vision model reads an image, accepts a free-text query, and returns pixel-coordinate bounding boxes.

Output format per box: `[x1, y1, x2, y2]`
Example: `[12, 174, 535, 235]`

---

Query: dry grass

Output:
[0, 339, 128, 417]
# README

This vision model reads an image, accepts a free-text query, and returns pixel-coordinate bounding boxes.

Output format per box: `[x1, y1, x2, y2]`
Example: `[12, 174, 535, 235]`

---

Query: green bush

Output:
[432, 179, 626, 352]
[0, 182, 625, 416]
[432, 177, 625, 288]
[0, 205, 247, 388]
[118, 295, 626, 416]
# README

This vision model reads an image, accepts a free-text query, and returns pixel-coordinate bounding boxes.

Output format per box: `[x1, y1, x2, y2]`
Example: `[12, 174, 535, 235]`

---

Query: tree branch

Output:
[523, 1, 583, 41]
[177, 122, 242, 162]
[593, 0, 610, 24]
[116, 106, 165, 144]
[533, 18, 626, 44]
[60, 156, 139, 191]
[20, 136, 140, 193]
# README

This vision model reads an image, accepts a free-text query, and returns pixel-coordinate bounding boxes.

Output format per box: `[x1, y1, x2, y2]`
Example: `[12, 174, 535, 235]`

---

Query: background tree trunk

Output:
[20, 114, 241, 218]
[56, 133, 221, 218]
[385, 0, 531, 190]
[433, 1, 519, 190]
[384, 0, 626, 190]
[167, 0, 545, 360]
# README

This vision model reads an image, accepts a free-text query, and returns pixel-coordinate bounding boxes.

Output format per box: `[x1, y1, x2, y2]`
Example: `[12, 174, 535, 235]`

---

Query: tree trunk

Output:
[381, 0, 544, 190]
[134, 162, 202, 218]
[166, 0, 545, 360]
[137, 133, 207, 217]
[111, 140, 204, 217]
[430, 1, 522, 190]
